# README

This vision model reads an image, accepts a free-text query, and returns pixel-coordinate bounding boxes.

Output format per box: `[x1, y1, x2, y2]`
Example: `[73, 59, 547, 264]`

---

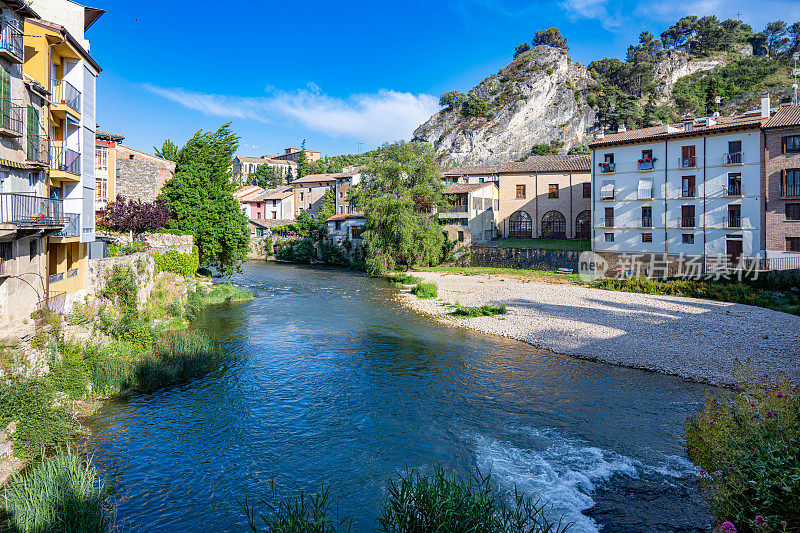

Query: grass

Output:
[485, 238, 590, 251]
[410, 282, 438, 299]
[451, 303, 507, 318]
[241, 481, 351, 533]
[387, 273, 421, 286]
[594, 277, 800, 315]
[3, 449, 111, 533]
[414, 266, 582, 284]
[187, 282, 253, 318]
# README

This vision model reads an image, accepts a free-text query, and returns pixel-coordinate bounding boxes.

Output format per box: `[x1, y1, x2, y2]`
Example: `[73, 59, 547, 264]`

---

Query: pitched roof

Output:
[233, 186, 263, 200]
[326, 211, 366, 222]
[291, 173, 339, 185]
[443, 182, 496, 194]
[764, 105, 800, 129]
[249, 218, 294, 229]
[589, 114, 763, 148]
[254, 186, 294, 201]
[96, 129, 124, 142]
[442, 155, 590, 176]
[237, 155, 297, 165]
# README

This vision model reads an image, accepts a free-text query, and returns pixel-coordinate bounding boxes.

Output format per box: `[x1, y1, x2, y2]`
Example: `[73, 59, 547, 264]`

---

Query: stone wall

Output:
[87, 251, 156, 310]
[471, 245, 579, 271]
[115, 145, 176, 203]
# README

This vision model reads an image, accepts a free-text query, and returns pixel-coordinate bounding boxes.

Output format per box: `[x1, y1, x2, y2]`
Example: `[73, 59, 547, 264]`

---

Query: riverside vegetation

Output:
[0, 249, 252, 532]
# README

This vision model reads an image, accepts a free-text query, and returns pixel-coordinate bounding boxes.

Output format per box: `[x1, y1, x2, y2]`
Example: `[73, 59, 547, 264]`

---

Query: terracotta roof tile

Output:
[764, 105, 800, 128]
[291, 173, 338, 185]
[326, 211, 366, 222]
[443, 156, 590, 176]
[443, 182, 496, 194]
[254, 186, 294, 201]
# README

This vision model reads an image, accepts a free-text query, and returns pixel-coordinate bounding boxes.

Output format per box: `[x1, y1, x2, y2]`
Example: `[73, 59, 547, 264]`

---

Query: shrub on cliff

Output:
[685, 360, 799, 531]
[154, 246, 200, 277]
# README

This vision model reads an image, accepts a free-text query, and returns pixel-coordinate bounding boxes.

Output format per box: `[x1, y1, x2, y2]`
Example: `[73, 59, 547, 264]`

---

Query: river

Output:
[82, 262, 712, 532]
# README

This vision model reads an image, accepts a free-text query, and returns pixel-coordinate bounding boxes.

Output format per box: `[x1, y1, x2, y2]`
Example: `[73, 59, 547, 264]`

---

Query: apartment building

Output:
[291, 173, 336, 215]
[589, 102, 767, 268]
[94, 129, 122, 213]
[762, 104, 800, 256]
[444, 156, 592, 240]
[334, 167, 362, 215]
[24, 1, 102, 309]
[231, 155, 297, 184]
[440, 182, 499, 245]
[272, 146, 321, 164]
[0, 0, 63, 333]
[245, 186, 294, 221]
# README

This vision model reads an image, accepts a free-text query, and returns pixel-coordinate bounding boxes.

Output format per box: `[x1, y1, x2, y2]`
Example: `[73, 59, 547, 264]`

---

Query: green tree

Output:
[158, 123, 249, 276]
[297, 151, 311, 178]
[764, 20, 790, 59]
[661, 16, 697, 49]
[251, 164, 282, 189]
[319, 187, 335, 221]
[567, 145, 590, 155]
[154, 139, 180, 162]
[514, 43, 531, 58]
[532, 28, 568, 49]
[531, 144, 558, 155]
[439, 91, 466, 109]
[463, 96, 489, 117]
[352, 142, 447, 273]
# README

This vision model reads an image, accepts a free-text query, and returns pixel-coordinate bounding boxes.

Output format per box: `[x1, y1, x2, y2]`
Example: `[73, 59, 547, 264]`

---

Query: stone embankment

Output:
[399, 272, 800, 386]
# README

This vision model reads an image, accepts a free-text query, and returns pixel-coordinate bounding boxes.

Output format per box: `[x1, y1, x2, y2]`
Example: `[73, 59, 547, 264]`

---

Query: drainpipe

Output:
[664, 140, 668, 257]
[703, 136, 707, 274]
[569, 170, 573, 238]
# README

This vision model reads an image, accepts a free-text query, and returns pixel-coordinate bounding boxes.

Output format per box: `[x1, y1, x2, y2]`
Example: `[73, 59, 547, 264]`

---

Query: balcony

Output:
[781, 184, 800, 197]
[598, 162, 615, 173]
[641, 217, 652, 228]
[0, 103, 23, 137]
[53, 213, 79, 237]
[680, 157, 696, 168]
[51, 79, 81, 116]
[0, 20, 23, 63]
[26, 134, 50, 165]
[682, 186, 696, 198]
[727, 214, 742, 228]
[637, 158, 656, 171]
[439, 203, 469, 219]
[0, 192, 64, 226]
[50, 142, 81, 178]
[680, 217, 696, 228]
[723, 152, 743, 165]
[48, 269, 78, 286]
[727, 183, 742, 196]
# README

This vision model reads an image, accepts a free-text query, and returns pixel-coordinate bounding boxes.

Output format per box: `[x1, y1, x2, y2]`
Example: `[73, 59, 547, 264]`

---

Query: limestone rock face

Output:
[651, 51, 729, 99]
[412, 46, 597, 167]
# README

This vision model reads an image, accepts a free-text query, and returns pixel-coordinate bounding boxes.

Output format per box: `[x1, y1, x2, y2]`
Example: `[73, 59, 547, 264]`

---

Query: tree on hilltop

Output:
[532, 28, 568, 50]
[514, 43, 531, 58]
[439, 91, 466, 109]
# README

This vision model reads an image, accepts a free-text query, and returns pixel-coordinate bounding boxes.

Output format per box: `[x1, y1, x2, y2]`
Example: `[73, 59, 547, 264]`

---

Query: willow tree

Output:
[352, 141, 448, 274]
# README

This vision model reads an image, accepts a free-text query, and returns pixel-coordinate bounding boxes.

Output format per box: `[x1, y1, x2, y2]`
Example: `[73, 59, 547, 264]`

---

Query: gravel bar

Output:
[398, 272, 800, 386]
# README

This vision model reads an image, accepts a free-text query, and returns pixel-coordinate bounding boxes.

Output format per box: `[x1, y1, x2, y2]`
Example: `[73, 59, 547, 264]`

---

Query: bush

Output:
[66, 302, 96, 326]
[451, 304, 507, 317]
[463, 96, 489, 117]
[100, 264, 138, 309]
[3, 449, 111, 533]
[154, 245, 200, 277]
[388, 273, 420, 286]
[112, 309, 152, 350]
[275, 239, 315, 264]
[0, 378, 74, 457]
[378, 467, 572, 532]
[320, 243, 349, 266]
[103, 194, 170, 235]
[411, 282, 438, 299]
[686, 360, 799, 531]
[186, 282, 253, 319]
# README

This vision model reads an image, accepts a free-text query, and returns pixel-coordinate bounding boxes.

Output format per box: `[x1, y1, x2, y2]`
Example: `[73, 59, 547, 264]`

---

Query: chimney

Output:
[617, 124, 626, 133]
[761, 94, 770, 119]
[597, 130, 605, 140]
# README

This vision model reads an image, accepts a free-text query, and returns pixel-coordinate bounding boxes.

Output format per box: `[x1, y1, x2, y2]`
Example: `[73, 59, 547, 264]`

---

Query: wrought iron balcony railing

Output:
[637, 159, 655, 171]
[641, 216, 652, 227]
[0, 103, 23, 136]
[727, 214, 742, 228]
[54, 212, 79, 237]
[723, 152, 743, 165]
[604, 217, 614, 227]
[781, 184, 800, 197]
[681, 217, 696, 227]
[0, 20, 23, 63]
[51, 79, 81, 114]
[50, 142, 81, 175]
[727, 183, 742, 196]
[599, 162, 615, 173]
[682, 186, 696, 197]
[0, 192, 64, 225]
[680, 157, 696, 168]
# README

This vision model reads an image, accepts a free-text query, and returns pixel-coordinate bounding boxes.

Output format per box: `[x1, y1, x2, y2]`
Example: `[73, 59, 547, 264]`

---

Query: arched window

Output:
[541, 210, 566, 238]
[575, 210, 591, 239]
[508, 210, 532, 238]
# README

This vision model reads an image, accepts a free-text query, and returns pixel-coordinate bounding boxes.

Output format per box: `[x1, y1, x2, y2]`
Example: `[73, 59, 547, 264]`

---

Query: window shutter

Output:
[0, 66, 9, 130]
[783, 137, 787, 154]
[26, 106, 38, 158]
[782, 169, 787, 196]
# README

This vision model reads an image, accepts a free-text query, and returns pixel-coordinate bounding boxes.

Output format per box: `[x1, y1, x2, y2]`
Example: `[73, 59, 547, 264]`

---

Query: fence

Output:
[471, 245, 580, 272]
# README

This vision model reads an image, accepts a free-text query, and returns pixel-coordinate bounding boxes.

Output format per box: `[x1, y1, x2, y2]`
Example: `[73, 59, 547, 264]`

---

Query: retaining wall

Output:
[470, 245, 580, 271]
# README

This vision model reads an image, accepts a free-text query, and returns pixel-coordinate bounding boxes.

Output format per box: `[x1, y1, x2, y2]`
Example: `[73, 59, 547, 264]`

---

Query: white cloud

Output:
[144, 84, 439, 144]
[560, 0, 623, 30]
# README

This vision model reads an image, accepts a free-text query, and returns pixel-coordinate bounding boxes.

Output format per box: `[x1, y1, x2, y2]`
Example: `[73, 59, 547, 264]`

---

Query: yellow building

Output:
[24, 11, 102, 306]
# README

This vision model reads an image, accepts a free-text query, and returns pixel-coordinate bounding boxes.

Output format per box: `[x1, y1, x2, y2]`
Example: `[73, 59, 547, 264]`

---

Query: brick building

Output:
[762, 104, 800, 254]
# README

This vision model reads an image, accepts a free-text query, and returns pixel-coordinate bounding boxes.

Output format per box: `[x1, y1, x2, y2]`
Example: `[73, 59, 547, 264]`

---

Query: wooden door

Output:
[726, 239, 743, 265]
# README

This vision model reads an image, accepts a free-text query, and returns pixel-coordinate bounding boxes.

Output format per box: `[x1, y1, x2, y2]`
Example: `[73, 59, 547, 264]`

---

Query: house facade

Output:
[762, 105, 800, 256]
[291, 173, 336, 215]
[589, 103, 767, 269]
[94, 129, 121, 214]
[232, 155, 296, 184]
[113, 144, 175, 203]
[334, 167, 361, 215]
[326, 212, 365, 246]
[246, 186, 294, 221]
[440, 182, 499, 245]
[272, 146, 321, 164]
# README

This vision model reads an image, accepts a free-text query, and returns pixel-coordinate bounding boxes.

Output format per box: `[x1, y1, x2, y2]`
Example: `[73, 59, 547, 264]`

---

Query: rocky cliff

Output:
[413, 46, 597, 167]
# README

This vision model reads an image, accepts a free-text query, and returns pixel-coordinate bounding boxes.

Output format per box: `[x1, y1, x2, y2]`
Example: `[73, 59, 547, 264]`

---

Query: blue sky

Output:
[88, 0, 800, 158]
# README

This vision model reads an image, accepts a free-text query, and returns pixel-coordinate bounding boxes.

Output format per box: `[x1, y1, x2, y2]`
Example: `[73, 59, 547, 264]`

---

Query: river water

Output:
[83, 262, 712, 532]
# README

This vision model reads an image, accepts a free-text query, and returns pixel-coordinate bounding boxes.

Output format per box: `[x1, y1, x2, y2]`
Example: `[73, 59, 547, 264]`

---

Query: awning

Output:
[600, 180, 615, 199]
[0, 158, 35, 170]
[638, 178, 653, 199]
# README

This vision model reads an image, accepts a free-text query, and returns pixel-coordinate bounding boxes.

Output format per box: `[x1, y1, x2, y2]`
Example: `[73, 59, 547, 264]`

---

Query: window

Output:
[728, 204, 742, 227]
[0, 65, 10, 131]
[576, 211, 590, 238]
[641, 149, 652, 160]
[782, 170, 800, 197]
[604, 153, 614, 164]
[457, 231, 464, 242]
[583, 182, 591, 198]
[604, 233, 614, 242]
[682, 176, 695, 197]
[728, 140, 741, 153]
[600, 180, 615, 199]
[641, 206, 652, 227]
[335, 221, 341, 230]
[681, 146, 696, 167]
[272, 211, 277, 219]
[300, 192, 304, 201]
[785, 136, 800, 153]
[682, 234, 695, 244]
[128, 154, 134, 160]
[339, 191, 343, 198]
[642, 233, 652, 243]
[338, 206, 344, 214]
[351, 226, 364, 240]
[27, 105, 40, 162]
[548, 184, 559, 198]
[637, 179, 653, 199]
[257, 213, 261, 219]
[541, 210, 566, 238]
[604, 207, 614, 227]
[0, 241, 10, 261]
[681, 205, 696, 227]
[727, 173, 742, 196]
[788, 237, 800, 252]
[600, 153, 615, 172]
[516, 184, 526, 199]
[95, 146, 108, 171]
[508, 211, 532, 238]
[726, 140, 742, 164]
[786, 203, 800, 221]
[29, 239, 36, 261]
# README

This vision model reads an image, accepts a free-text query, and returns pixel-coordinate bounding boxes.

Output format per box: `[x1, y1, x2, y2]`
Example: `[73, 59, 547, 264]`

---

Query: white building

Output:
[439, 182, 499, 245]
[326, 212, 365, 246]
[589, 104, 767, 268]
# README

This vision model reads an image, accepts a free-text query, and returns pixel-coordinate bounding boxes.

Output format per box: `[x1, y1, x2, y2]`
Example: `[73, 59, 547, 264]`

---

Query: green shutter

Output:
[0, 65, 9, 129]
[27, 105, 39, 160]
